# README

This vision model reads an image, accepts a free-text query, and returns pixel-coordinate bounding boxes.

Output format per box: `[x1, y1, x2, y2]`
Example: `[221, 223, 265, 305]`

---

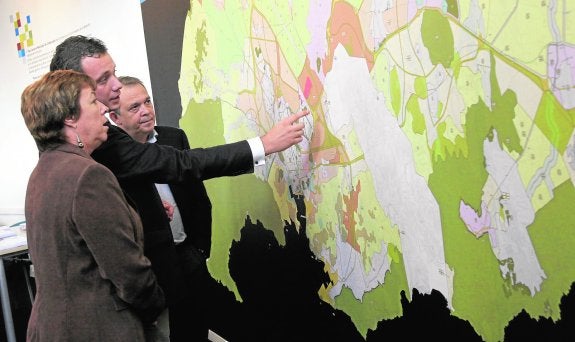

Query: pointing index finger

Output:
[293, 109, 310, 121]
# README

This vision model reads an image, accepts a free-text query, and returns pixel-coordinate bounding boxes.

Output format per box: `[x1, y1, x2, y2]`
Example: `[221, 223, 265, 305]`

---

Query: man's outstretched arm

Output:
[92, 110, 310, 183]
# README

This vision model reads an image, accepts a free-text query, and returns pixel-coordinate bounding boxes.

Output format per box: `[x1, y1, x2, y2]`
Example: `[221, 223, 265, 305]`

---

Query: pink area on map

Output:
[459, 200, 491, 238]
[303, 76, 312, 99]
[547, 43, 575, 109]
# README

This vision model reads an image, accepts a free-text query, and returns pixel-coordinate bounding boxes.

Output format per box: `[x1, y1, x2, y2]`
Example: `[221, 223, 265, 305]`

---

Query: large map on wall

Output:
[178, 1, 575, 340]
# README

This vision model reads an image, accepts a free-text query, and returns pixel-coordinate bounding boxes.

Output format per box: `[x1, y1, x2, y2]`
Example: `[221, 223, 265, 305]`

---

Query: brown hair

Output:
[21, 70, 96, 152]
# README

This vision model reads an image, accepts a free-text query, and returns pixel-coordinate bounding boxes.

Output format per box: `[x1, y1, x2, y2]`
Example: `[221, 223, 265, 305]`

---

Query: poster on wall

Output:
[0, 0, 152, 222]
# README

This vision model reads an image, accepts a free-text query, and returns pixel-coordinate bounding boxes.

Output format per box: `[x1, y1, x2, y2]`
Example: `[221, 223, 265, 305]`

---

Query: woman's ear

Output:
[63, 117, 78, 128]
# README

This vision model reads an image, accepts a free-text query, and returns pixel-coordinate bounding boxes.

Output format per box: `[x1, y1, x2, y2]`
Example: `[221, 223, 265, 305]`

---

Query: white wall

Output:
[0, 0, 153, 225]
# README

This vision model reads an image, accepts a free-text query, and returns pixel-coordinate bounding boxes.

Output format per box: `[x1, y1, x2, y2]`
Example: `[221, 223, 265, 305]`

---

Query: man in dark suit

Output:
[111, 75, 219, 340]
[50, 35, 309, 341]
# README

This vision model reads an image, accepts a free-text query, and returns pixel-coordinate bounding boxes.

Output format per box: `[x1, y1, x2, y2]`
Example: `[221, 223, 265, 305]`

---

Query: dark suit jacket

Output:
[155, 125, 212, 257]
[92, 123, 254, 183]
[90, 124, 250, 302]
[25, 144, 165, 341]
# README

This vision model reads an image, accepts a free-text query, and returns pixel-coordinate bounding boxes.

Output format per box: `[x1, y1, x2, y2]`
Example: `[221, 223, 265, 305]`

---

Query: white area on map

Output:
[323, 44, 452, 304]
[495, 56, 542, 120]
[463, 0, 486, 37]
[525, 145, 560, 201]
[434, 62, 467, 132]
[423, 64, 448, 144]
[476, 50, 493, 109]
[323, 206, 391, 300]
[367, 0, 392, 49]
[249, 47, 313, 194]
[482, 131, 546, 295]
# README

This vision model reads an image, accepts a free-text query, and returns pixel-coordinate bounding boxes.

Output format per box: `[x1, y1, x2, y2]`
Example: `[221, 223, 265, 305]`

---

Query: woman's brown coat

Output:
[25, 144, 164, 341]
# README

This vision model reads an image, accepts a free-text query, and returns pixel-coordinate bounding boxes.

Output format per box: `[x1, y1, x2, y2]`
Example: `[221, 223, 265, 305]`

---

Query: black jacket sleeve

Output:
[92, 124, 254, 183]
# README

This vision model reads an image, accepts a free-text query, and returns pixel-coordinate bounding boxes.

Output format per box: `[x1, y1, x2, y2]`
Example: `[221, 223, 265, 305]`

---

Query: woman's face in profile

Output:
[75, 86, 109, 153]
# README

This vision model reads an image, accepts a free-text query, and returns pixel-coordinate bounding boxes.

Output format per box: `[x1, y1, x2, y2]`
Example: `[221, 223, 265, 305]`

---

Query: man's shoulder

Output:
[155, 126, 188, 144]
[155, 125, 184, 135]
[95, 122, 134, 151]
[105, 121, 130, 136]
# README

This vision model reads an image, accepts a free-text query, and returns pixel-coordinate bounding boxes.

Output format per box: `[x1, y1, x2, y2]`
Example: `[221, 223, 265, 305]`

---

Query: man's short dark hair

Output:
[50, 35, 108, 72]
